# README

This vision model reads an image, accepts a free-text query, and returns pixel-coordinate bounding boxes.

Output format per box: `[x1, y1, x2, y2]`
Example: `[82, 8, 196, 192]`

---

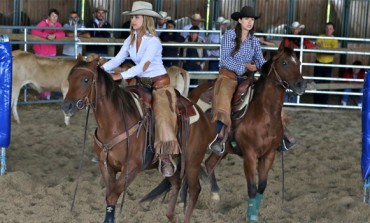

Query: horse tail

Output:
[139, 178, 171, 203]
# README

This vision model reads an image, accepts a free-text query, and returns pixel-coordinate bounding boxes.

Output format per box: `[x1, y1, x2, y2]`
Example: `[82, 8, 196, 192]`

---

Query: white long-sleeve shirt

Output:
[102, 32, 167, 79]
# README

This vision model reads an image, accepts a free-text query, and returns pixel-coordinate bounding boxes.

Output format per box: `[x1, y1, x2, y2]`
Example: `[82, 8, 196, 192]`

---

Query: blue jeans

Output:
[284, 94, 297, 103]
[342, 88, 363, 105]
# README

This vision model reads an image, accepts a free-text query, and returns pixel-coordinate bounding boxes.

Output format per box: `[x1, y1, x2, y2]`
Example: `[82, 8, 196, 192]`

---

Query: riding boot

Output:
[209, 122, 227, 154]
[278, 128, 297, 152]
[158, 154, 177, 177]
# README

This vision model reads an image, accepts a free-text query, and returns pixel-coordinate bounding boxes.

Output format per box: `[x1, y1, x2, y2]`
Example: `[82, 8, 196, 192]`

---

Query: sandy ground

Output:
[1, 104, 370, 223]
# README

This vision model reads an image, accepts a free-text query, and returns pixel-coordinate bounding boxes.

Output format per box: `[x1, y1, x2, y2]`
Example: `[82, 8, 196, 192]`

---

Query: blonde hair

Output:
[129, 15, 157, 46]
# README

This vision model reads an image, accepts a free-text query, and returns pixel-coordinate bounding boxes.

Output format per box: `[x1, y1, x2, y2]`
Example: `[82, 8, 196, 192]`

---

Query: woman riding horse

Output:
[208, 6, 296, 154]
[101, 1, 177, 177]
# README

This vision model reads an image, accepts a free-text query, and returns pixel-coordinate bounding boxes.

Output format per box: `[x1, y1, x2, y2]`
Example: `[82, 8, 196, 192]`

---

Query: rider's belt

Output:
[219, 68, 237, 80]
[139, 74, 170, 89]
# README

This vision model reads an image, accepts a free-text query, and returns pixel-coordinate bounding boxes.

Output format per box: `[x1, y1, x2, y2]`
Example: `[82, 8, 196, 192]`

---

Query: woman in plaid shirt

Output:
[209, 6, 266, 154]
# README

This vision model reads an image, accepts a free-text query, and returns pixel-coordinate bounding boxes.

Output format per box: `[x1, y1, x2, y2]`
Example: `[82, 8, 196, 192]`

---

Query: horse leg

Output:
[256, 151, 276, 210]
[205, 152, 224, 201]
[243, 153, 259, 223]
[11, 84, 21, 124]
[166, 171, 181, 223]
[183, 166, 202, 223]
[61, 79, 70, 126]
[99, 163, 117, 223]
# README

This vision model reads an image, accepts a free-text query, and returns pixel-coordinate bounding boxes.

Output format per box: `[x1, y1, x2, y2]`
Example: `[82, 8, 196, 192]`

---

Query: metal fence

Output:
[2, 25, 370, 110]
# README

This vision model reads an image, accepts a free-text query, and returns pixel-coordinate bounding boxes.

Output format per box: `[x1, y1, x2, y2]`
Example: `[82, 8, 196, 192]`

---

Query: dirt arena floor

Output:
[1, 104, 370, 223]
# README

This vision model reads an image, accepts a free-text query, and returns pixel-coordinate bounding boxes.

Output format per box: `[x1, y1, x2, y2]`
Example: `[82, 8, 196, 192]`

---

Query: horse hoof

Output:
[211, 192, 220, 201]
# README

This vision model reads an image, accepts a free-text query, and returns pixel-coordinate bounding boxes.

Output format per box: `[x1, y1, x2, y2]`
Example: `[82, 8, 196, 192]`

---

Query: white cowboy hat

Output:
[217, 16, 230, 25]
[122, 1, 162, 19]
[159, 11, 168, 19]
[291, 21, 305, 29]
[189, 13, 205, 22]
[95, 5, 108, 12]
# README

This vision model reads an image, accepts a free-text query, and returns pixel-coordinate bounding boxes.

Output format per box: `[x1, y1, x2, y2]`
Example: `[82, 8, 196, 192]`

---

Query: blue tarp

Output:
[362, 70, 370, 181]
[0, 36, 12, 148]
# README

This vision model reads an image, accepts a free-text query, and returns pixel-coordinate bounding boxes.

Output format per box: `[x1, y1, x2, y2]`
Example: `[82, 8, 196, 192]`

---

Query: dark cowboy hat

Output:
[231, 6, 260, 21]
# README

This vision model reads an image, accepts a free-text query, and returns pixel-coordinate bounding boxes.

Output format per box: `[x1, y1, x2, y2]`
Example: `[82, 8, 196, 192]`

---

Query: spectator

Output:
[181, 13, 205, 40]
[283, 21, 315, 59]
[85, 5, 112, 56]
[159, 20, 185, 68]
[156, 11, 169, 35]
[207, 16, 230, 71]
[313, 22, 339, 104]
[181, 26, 206, 85]
[256, 29, 276, 60]
[341, 60, 365, 107]
[63, 11, 90, 56]
[31, 8, 65, 57]
[31, 8, 65, 100]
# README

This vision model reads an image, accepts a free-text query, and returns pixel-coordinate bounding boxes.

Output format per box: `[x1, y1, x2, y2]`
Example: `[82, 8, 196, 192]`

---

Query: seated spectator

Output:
[156, 11, 170, 35]
[181, 13, 206, 41]
[283, 21, 315, 59]
[341, 60, 365, 107]
[159, 20, 185, 68]
[85, 5, 112, 56]
[207, 16, 230, 71]
[63, 11, 90, 56]
[181, 26, 206, 85]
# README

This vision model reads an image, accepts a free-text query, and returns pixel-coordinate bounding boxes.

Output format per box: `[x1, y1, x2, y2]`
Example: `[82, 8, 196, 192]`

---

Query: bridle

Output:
[72, 66, 100, 110]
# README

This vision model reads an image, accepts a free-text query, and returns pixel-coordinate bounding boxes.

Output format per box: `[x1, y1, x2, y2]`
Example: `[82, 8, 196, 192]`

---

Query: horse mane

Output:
[72, 61, 140, 119]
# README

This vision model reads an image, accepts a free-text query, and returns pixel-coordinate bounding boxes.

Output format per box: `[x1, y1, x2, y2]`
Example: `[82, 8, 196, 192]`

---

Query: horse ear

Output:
[77, 54, 84, 61]
[278, 40, 285, 52]
[90, 57, 100, 67]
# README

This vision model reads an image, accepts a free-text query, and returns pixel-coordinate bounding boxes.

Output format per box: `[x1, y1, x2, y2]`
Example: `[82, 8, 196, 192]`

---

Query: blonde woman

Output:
[102, 1, 178, 177]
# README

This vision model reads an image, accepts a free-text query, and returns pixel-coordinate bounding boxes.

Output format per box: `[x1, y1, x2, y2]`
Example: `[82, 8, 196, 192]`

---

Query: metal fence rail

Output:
[2, 25, 370, 110]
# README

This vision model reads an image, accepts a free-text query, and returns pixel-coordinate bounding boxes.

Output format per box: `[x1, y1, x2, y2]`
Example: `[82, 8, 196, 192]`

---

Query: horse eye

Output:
[282, 60, 288, 66]
[83, 78, 89, 84]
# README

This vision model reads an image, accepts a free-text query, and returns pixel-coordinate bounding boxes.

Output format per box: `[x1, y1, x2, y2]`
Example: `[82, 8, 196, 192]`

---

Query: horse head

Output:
[62, 56, 101, 117]
[264, 41, 307, 95]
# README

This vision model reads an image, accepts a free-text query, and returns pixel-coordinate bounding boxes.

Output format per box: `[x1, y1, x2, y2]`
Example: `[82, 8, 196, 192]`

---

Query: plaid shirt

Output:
[220, 29, 266, 76]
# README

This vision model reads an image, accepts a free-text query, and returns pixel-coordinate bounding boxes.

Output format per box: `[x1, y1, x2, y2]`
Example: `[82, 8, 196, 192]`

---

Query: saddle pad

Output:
[130, 92, 144, 118]
[189, 105, 200, 124]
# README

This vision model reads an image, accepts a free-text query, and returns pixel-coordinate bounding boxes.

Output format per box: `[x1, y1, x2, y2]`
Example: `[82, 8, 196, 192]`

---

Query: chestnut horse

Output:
[189, 42, 306, 222]
[61, 57, 214, 223]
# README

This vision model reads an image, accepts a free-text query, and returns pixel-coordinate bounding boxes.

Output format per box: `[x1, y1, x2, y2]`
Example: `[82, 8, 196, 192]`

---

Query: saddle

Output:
[125, 85, 196, 117]
[199, 76, 254, 120]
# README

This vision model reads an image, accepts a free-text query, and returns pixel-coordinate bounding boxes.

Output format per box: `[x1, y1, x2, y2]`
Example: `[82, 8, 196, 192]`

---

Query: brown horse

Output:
[189, 42, 306, 222]
[61, 57, 214, 223]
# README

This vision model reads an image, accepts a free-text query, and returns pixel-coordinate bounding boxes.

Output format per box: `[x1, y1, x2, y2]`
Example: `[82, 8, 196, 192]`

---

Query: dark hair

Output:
[167, 20, 175, 27]
[70, 11, 78, 15]
[48, 9, 60, 16]
[349, 60, 364, 73]
[190, 26, 200, 31]
[326, 21, 335, 29]
[233, 23, 255, 55]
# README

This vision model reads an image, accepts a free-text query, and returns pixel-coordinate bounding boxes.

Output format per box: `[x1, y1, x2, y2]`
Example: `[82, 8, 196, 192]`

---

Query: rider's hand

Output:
[245, 62, 257, 72]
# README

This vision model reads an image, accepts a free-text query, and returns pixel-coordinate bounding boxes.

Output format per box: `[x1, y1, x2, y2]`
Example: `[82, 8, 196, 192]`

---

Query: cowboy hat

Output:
[189, 13, 205, 22]
[231, 6, 260, 21]
[291, 21, 305, 29]
[122, 1, 162, 19]
[217, 16, 231, 25]
[95, 5, 108, 12]
[159, 11, 168, 19]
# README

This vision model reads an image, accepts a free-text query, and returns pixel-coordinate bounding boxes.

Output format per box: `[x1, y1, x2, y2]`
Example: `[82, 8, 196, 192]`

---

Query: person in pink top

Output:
[31, 8, 65, 57]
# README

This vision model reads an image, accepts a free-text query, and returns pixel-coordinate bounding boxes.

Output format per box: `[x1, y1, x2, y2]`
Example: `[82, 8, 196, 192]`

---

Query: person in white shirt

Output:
[102, 1, 179, 178]
[181, 13, 206, 40]
[63, 11, 90, 56]
[207, 16, 230, 71]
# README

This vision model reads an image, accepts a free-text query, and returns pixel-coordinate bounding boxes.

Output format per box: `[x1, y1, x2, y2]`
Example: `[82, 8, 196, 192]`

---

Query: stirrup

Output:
[277, 138, 297, 152]
[208, 134, 225, 155]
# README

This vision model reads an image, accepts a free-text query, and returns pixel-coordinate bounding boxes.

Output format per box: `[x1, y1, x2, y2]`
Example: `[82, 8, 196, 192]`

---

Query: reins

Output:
[71, 105, 91, 212]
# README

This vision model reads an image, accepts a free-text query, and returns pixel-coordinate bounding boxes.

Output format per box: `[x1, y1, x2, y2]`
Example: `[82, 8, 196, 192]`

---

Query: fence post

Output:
[0, 34, 12, 176]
